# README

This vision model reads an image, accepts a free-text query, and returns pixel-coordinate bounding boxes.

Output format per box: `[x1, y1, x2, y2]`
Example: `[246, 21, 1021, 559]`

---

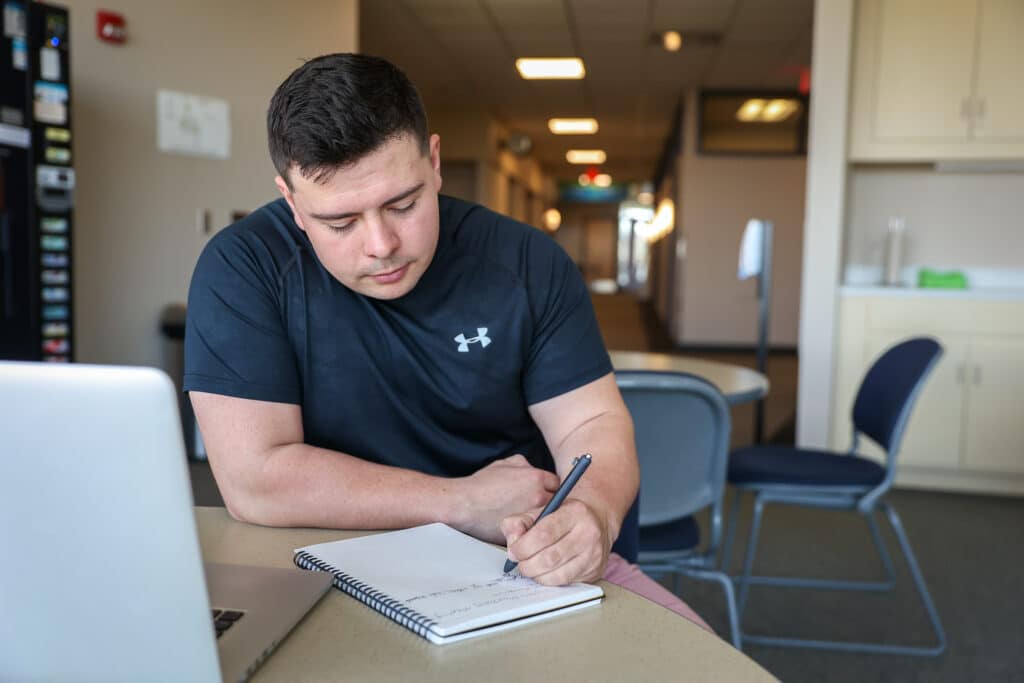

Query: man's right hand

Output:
[448, 454, 560, 545]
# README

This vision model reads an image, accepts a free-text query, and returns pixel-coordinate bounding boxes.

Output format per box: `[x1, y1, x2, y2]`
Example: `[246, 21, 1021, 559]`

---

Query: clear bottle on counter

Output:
[884, 217, 906, 286]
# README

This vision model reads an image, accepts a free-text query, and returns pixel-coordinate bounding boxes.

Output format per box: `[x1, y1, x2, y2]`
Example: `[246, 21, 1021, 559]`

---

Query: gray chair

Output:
[616, 370, 741, 649]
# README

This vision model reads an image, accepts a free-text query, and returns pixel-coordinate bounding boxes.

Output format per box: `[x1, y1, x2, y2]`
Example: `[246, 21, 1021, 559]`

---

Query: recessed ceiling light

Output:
[735, 98, 799, 122]
[543, 209, 562, 230]
[662, 31, 682, 52]
[593, 173, 612, 188]
[548, 118, 599, 134]
[566, 149, 606, 164]
[736, 99, 767, 122]
[516, 58, 585, 79]
[761, 99, 799, 122]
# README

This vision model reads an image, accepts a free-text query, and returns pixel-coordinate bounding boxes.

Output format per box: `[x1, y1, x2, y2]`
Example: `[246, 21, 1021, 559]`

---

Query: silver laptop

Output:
[0, 361, 331, 682]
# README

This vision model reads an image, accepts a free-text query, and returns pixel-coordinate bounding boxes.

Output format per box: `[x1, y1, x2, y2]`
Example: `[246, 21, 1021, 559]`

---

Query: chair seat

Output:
[728, 445, 886, 487]
[639, 515, 700, 554]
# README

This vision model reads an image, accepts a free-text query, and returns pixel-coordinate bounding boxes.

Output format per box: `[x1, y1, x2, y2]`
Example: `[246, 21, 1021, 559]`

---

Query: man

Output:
[185, 53, 708, 627]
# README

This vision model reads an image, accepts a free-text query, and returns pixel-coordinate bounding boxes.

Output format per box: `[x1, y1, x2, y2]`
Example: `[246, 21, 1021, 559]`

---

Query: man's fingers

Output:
[500, 513, 534, 554]
[507, 511, 572, 564]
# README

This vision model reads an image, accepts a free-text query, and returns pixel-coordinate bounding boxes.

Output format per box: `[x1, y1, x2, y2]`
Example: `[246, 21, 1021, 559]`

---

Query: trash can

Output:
[159, 303, 205, 460]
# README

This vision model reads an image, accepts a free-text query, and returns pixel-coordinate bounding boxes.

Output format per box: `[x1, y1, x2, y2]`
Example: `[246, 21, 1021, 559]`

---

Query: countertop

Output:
[839, 285, 1024, 300]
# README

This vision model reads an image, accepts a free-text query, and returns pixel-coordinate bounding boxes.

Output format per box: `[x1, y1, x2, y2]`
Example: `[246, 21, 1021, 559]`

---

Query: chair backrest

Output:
[615, 370, 731, 533]
[852, 337, 943, 455]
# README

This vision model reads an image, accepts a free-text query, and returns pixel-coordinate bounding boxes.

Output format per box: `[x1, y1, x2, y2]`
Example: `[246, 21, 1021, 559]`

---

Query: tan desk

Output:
[610, 351, 770, 405]
[195, 507, 776, 682]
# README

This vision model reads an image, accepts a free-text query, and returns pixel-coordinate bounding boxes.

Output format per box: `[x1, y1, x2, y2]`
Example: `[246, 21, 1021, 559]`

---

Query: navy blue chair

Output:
[610, 498, 639, 564]
[616, 370, 741, 649]
[723, 337, 946, 656]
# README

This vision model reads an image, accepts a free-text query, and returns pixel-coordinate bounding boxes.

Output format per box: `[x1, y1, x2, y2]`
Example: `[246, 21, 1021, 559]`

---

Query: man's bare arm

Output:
[190, 391, 558, 538]
[502, 372, 639, 584]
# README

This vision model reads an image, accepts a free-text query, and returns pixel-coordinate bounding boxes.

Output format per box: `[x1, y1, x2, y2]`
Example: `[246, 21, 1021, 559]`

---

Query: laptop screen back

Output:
[0, 362, 221, 682]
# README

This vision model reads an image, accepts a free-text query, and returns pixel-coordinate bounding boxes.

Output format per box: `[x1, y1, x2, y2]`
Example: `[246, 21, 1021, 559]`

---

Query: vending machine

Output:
[1, 2, 73, 361]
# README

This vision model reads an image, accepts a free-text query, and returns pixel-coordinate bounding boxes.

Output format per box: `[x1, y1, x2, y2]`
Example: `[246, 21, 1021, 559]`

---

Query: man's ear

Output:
[274, 174, 306, 232]
[429, 134, 442, 192]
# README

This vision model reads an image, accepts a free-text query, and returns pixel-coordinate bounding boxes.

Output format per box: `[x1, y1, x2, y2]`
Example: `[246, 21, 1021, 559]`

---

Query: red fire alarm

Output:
[96, 10, 126, 44]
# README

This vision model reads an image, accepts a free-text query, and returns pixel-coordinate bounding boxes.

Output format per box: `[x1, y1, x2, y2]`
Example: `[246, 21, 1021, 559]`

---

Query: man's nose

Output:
[363, 214, 400, 259]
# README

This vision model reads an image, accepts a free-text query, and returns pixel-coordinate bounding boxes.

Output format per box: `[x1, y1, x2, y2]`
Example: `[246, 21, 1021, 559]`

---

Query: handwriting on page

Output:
[404, 574, 564, 621]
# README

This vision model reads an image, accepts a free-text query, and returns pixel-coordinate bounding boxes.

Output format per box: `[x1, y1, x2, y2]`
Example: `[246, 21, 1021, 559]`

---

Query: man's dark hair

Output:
[267, 53, 429, 187]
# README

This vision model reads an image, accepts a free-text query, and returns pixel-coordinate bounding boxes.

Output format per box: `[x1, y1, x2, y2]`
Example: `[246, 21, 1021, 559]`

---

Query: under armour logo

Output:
[455, 328, 491, 353]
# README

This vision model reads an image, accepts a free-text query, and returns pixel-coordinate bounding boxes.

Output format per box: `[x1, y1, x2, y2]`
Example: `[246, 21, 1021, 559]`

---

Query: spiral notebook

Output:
[293, 523, 604, 644]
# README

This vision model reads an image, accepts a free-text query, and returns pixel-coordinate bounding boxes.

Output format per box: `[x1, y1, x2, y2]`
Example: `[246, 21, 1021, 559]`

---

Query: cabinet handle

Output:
[960, 98, 972, 121]
[974, 364, 982, 385]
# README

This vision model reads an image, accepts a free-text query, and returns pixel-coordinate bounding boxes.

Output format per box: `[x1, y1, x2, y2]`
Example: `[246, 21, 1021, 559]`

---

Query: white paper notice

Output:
[156, 89, 230, 160]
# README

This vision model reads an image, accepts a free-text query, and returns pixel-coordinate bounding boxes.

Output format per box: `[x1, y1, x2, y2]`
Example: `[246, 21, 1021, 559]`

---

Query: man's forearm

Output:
[217, 442, 460, 529]
[549, 410, 639, 545]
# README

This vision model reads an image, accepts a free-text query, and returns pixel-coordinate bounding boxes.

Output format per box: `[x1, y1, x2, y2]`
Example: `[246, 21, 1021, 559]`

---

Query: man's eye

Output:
[326, 222, 355, 233]
[390, 200, 416, 214]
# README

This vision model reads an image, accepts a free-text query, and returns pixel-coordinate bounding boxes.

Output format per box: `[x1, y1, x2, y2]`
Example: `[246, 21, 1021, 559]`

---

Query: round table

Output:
[194, 508, 778, 682]
[610, 350, 769, 405]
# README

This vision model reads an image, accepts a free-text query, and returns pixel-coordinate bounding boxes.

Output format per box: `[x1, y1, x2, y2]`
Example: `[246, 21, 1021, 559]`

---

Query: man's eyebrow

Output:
[309, 183, 425, 221]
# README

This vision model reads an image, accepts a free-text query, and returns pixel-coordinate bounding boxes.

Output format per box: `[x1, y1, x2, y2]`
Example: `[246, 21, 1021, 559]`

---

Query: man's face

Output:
[276, 133, 443, 300]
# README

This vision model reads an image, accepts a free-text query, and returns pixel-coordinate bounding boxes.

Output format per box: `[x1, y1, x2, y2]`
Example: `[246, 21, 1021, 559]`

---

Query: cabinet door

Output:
[971, 0, 1024, 141]
[961, 337, 1024, 473]
[860, 333, 966, 469]
[872, 0, 977, 142]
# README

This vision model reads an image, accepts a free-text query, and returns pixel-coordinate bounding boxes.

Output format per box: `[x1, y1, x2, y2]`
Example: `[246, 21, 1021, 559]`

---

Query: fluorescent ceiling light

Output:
[566, 149, 606, 164]
[548, 118, 599, 134]
[516, 58, 585, 80]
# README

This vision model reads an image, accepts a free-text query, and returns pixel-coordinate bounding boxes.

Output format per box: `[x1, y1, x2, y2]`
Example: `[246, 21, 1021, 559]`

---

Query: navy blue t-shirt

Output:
[184, 195, 611, 477]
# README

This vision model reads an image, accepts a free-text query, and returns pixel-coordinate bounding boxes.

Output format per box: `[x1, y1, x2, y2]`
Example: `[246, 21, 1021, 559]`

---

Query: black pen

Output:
[504, 453, 592, 574]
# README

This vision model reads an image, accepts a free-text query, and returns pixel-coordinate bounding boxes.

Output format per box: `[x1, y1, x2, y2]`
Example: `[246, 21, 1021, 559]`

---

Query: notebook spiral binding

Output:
[293, 550, 439, 639]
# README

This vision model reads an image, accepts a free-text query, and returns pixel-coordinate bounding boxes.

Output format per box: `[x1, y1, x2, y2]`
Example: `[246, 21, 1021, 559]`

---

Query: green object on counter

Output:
[917, 269, 968, 289]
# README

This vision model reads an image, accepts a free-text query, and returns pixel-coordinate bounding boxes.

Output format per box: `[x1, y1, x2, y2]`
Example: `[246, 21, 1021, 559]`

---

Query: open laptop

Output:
[0, 361, 332, 682]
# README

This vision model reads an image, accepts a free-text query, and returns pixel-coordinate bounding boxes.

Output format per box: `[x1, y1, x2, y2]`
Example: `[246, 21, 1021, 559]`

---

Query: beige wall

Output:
[846, 168, 1024, 271]
[429, 108, 556, 223]
[676, 90, 807, 347]
[65, 0, 359, 368]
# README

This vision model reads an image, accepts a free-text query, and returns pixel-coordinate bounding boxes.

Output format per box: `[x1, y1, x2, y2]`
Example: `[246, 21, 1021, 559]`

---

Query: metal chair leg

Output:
[736, 493, 766, 616]
[732, 501, 897, 593]
[866, 508, 897, 589]
[721, 488, 744, 573]
[680, 567, 743, 651]
[737, 500, 947, 656]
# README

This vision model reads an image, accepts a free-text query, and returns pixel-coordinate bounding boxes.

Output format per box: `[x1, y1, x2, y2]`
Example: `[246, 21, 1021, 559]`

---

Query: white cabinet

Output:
[849, 0, 1024, 160]
[961, 338, 1024, 473]
[832, 294, 1024, 494]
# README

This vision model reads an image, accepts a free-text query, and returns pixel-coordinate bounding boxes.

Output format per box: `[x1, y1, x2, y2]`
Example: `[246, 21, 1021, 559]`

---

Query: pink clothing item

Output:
[602, 552, 715, 634]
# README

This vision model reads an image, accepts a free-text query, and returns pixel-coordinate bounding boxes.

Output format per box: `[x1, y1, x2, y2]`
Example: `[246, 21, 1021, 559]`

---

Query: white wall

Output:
[676, 92, 806, 347]
[65, 0, 359, 367]
[796, 0, 855, 448]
